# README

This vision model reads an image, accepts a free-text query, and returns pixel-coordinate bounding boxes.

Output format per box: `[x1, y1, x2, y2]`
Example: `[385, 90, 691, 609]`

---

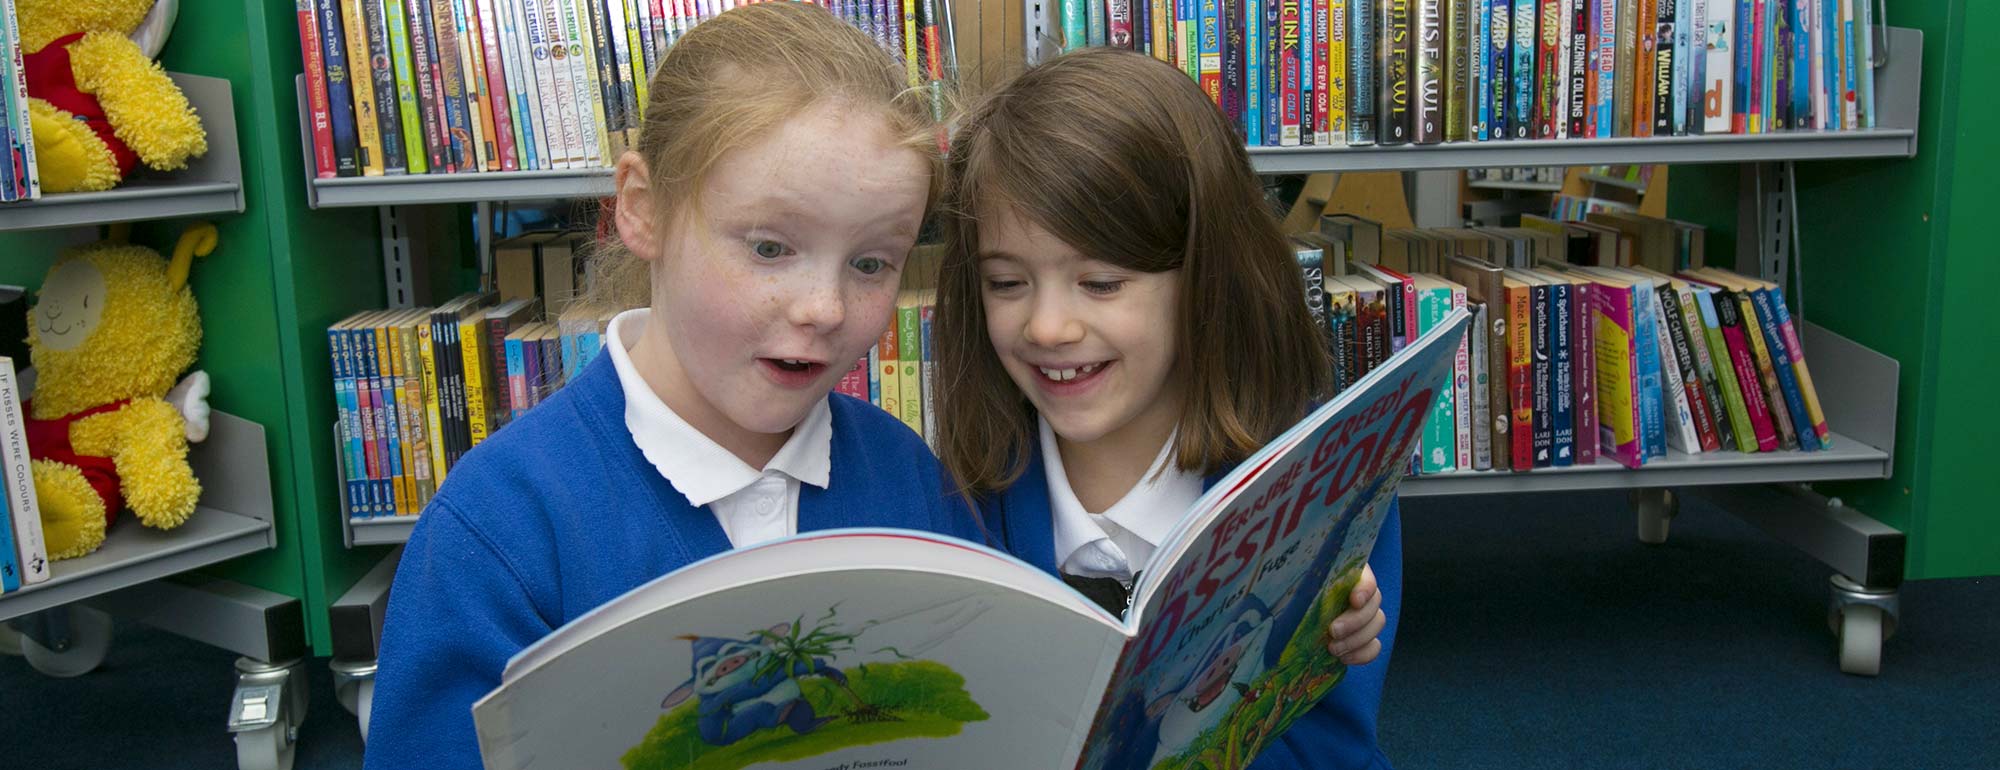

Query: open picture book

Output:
[472, 310, 1471, 770]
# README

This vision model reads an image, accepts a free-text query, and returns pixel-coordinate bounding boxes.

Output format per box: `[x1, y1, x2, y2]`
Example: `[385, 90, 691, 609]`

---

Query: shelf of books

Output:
[0, 413, 275, 621]
[0, 74, 245, 232]
[293, 0, 953, 208]
[1399, 430, 1887, 497]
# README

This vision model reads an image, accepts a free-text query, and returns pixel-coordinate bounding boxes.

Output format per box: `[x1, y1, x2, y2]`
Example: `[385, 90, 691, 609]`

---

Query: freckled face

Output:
[642, 103, 931, 439]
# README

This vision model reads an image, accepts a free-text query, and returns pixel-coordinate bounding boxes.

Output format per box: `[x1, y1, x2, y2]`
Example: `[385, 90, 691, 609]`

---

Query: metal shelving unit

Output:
[308, 167, 614, 209]
[346, 516, 418, 548]
[0, 413, 276, 621]
[0, 74, 243, 231]
[1248, 127, 1919, 174]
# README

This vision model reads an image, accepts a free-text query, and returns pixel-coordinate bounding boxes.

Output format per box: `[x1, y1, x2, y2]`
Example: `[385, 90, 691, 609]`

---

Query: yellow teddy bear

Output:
[26, 224, 213, 560]
[18, 0, 206, 193]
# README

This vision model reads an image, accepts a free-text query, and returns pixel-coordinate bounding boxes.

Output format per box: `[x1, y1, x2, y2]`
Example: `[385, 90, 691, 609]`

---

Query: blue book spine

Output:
[1063, 0, 1088, 50]
[360, 329, 394, 516]
[1750, 288, 1820, 451]
[1247, 0, 1265, 144]
[1530, 282, 1552, 466]
[1550, 281, 1575, 466]
[376, 334, 406, 515]
[1509, 0, 1535, 138]
[332, 328, 363, 518]
[1793, 0, 1813, 127]
[1593, 0, 1614, 135]
[1473, 0, 1489, 139]
[346, 327, 380, 517]
[0, 468, 18, 592]
[1090, 0, 1109, 45]
[1487, 0, 1511, 139]
[504, 336, 524, 420]
[1635, 287, 1666, 459]
[1734, 0, 1753, 129]
[1820, 0, 1838, 129]
[360, 0, 408, 174]
[317, 0, 361, 176]
[1347, 0, 1377, 143]
[1671, 0, 1692, 134]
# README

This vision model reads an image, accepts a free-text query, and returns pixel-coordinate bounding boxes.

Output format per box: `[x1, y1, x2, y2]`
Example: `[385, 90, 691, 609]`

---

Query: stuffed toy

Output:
[18, 0, 206, 193]
[26, 223, 214, 560]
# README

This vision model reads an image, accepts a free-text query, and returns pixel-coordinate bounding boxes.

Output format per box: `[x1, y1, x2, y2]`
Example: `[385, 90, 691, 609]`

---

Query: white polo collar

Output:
[1041, 417, 1198, 574]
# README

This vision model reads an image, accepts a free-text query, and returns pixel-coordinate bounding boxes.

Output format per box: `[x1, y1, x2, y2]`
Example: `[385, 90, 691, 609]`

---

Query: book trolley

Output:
[0, 72, 321, 770]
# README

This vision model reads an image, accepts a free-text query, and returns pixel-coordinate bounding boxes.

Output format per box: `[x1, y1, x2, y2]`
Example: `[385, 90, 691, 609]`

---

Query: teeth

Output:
[783, 359, 806, 366]
[1038, 363, 1101, 382]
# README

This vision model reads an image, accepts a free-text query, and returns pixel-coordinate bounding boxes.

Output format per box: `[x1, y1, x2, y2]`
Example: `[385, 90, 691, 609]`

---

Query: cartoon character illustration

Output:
[1708, 22, 1730, 51]
[660, 626, 849, 747]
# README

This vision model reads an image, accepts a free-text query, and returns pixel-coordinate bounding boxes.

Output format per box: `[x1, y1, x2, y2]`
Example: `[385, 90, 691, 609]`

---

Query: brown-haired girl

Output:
[934, 47, 1400, 770]
[365, 6, 979, 768]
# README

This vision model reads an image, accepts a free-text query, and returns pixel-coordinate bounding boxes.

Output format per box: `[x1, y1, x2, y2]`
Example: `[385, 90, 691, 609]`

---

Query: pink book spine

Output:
[1597, 286, 1644, 469]
[835, 356, 870, 400]
[1574, 282, 1598, 466]
[1721, 322, 1779, 451]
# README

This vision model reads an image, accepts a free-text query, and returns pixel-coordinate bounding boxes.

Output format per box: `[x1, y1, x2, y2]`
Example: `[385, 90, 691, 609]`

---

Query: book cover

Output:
[1448, 279, 1472, 470]
[1473, 0, 1491, 139]
[1710, 289, 1779, 450]
[315, 0, 362, 176]
[404, 0, 453, 171]
[1760, 281, 1831, 445]
[1614, 0, 1639, 134]
[1589, 0, 1614, 135]
[1703, 0, 1734, 132]
[496, 0, 546, 170]
[1505, 273, 1534, 469]
[1572, 280, 1598, 465]
[1486, 0, 1511, 139]
[1247, 0, 1266, 144]
[473, 0, 522, 170]
[1281, 0, 1304, 145]
[1567, 0, 1589, 136]
[473, 314, 1471, 770]
[339, 0, 385, 175]
[1223, 0, 1247, 135]
[415, 313, 450, 483]
[1576, 271, 1643, 467]
[1415, 278, 1455, 473]
[298, 0, 338, 178]
[897, 294, 925, 436]
[1200, 0, 1223, 106]
[1470, 301, 1492, 469]
[1508, 0, 1535, 138]
[1543, 273, 1575, 466]
[1300, 0, 1316, 146]
[1448, 257, 1512, 471]
[1741, 283, 1820, 451]
[374, 315, 413, 514]
[1653, 282, 1718, 452]
[1384, 0, 1415, 144]
[1532, 0, 1559, 138]
[1321, 0, 1341, 144]
[0, 359, 48, 585]
[1728, 287, 1794, 449]
[1446, 0, 1470, 142]
[1669, 280, 1735, 451]
[329, 316, 369, 516]
[876, 321, 901, 421]
[1509, 271, 1552, 466]
[1265, 0, 1284, 144]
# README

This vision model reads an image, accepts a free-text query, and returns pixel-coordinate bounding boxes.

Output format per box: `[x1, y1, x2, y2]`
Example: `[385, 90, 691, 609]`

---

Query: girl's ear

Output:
[614, 151, 664, 263]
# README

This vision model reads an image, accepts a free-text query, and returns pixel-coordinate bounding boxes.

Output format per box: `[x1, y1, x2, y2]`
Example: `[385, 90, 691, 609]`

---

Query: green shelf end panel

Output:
[1673, 1, 1998, 579]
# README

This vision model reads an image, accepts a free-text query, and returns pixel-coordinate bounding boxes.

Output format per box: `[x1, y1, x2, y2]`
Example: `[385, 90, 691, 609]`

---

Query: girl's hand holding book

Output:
[1328, 565, 1387, 665]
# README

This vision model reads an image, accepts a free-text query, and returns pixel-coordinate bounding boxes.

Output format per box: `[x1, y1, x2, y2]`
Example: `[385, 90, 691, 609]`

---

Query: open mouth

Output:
[759, 357, 828, 387]
[1033, 361, 1112, 388]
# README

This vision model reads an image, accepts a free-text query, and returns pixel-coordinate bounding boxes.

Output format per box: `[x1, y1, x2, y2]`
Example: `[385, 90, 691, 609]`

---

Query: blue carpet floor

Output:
[3, 490, 1994, 768]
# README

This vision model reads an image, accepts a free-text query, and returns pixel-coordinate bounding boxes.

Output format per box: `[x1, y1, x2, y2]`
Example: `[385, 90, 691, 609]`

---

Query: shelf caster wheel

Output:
[19, 605, 113, 678]
[1632, 489, 1678, 544]
[234, 722, 296, 770]
[1835, 604, 1885, 677]
[230, 657, 306, 770]
[330, 658, 378, 744]
[1827, 575, 1898, 676]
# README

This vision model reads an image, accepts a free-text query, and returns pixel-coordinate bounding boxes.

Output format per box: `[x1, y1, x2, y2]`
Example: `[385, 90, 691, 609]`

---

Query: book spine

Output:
[1265, 0, 1283, 143]
[476, 0, 521, 170]
[1682, 0, 1702, 133]
[1733, 290, 1793, 448]
[505, 0, 547, 170]
[1631, 0, 1654, 135]
[574, 0, 612, 163]
[1486, 0, 1510, 139]
[1567, 0, 1588, 136]
[1573, 282, 1597, 465]
[400, 323, 435, 507]
[463, 0, 503, 170]
[1549, 281, 1574, 466]
[1854, 0, 1873, 127]
[1594, 286, 1644, 467]
[1714, 292, 1777, 450]
[0, 363, 48, 584]
[1447, 0, 1468, 142]
[1471, 303, 1493, 469]
[1659, 285, 1718, 451]
[1508, 282, 1534, 469]
[1320, 0, 1338, 143]
[905, 0, 924, 83]
[922, 305, 939, 447]
[1280, 0, 1303, 145]
[1411, 0, 1441, 143]
[340, 1, 386, 175]
[1765, 288, 1830, 445]
[1704, 0, 1733, 132]
[877, 323, 901, 419]
[1589, 0, 1613, 135]
[0, 2, 19, 201]
[376, 324, 411, 515]
[1089, 0, 1110, 45]
[1452, 284, 1472, 469]
[1632, 286, 1664, 456]
[347, 328, 380, 514]
[898, 304, 924, 434]
[1530, 281, 1552, 466]
[520, 0, 565, 167]
[1693, 289, 1756, 451]
[1301, 0, 1317, 145]
[300, 0, 339, 178]
[386, 0, 437, 171]
[411, 0, 457, 170]
[1348, 0, 1377, 143]
[1615, 0, 1638, 134]
[430, 0, 475, 171]
[1420, 288, 1454, 473]
[560, 0, 602, 165]
[1534, 0, 1558, 138]
[1246, 0, 1264, 143]
[1732, 0, 1752, 132]
[1472, 0, 1490, 139]
[364, 326, 397, 514]
[1200, 0, 1223, 105]
[505, 335, 526, 420]
[867, 344, 881, 406]
[1385, 0, 1414, 144]
[1508, 0, 1534, 138]
[1223, 0, 1246, 135]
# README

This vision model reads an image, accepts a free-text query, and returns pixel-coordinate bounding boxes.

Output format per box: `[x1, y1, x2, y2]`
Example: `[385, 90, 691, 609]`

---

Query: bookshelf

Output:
[0, 75, 245, 232]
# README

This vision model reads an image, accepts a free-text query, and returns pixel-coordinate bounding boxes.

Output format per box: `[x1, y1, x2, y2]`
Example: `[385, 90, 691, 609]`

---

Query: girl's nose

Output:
[1023, 291, 1085, 348]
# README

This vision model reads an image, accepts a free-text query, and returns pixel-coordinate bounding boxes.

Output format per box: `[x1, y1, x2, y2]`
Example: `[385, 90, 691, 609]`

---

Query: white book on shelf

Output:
[523, 0, 575, 168]
[0, 359, 50, 586]
[557, 0, 606, 165]
[539, 0, 586, 169]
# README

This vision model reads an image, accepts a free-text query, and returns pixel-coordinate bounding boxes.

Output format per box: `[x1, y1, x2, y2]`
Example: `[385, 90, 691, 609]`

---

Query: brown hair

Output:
[588, 2, 943, 309]
[934, 47, 1332, 494]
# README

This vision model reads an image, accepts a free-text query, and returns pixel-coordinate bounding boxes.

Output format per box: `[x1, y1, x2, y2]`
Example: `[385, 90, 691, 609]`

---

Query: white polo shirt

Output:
[604, 308, 832, 548]
[1040, 417, 1202, 584]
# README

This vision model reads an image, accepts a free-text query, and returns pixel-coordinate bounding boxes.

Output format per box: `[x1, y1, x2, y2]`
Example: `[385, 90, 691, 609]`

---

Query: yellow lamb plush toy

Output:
[18, 0, 206, 193]
[26, 224, 214, 560]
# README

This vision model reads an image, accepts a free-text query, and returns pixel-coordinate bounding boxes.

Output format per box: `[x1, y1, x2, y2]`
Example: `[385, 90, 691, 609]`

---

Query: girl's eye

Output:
[850, 256, 889, 276]
[1081, 280, 1125, 295]
[984, 278, 1025, 293]
[750, 240, 792, 260]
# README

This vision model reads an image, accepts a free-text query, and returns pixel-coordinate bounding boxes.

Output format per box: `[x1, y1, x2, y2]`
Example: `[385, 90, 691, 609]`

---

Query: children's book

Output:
[471, 312, 1471, 770]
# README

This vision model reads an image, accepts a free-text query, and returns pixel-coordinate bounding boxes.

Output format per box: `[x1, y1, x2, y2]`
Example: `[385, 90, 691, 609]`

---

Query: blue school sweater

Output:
[363, 356, 983, 770]
[986, 444, 1401, 770]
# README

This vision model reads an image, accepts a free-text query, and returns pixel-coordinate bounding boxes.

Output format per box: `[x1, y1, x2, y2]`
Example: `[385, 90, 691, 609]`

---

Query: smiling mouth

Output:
[38, 320, 72, 336]
[1032, 360, 1113, 388]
